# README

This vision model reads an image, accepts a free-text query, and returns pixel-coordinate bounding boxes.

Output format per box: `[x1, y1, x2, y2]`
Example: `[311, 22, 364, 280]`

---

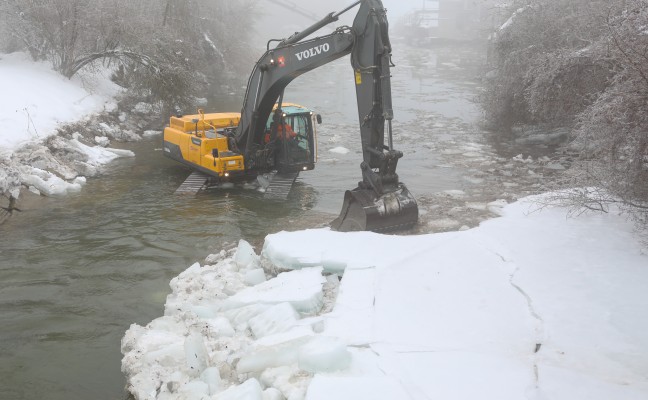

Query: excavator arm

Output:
[234, 30, 354, 158]
[236, 0, 418, 232]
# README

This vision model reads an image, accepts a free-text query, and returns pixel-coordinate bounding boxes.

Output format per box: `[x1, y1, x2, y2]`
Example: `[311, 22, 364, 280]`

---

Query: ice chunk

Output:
[94, 136, 110, 147]
[143, 130, 162, 138]
[224, 267, 326, 315]
[187, 305, 215, 319]
[329, 146, 350, 154]
[323, 267, 377, 345]
[260, 365, 309, 399]
[104, 147, 135, 157]
[200, 367, 222, 395]
[206, 317, 235, 337]
[143, 342, 185, 368]
[235, 239, 260, 270]
[214, 378, 263, 400]
[298, 336, 351, 373]
[21, 167, 82, 196]
[249, 302, 299, 339]
[443, 189, 466, 198]
[147, 316, 186, 333]
[160, 371, 190, 396]
[129, 370, 161, 400]
[238, 328, 314, 373]
[178, 379, 210, 398]
[262, 387, 285, 400]
[184, 331, 209, 376]
[224, 304, 271, 330]
[245, 268, 267, 286]
[122, 324, 176, 355]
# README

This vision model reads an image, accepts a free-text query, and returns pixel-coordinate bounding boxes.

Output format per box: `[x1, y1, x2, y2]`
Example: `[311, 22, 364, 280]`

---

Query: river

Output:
[0, 42, 557, 399]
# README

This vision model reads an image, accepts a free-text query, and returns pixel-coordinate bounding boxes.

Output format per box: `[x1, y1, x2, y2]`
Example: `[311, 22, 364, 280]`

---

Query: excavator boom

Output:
[236, 0, 418, 232]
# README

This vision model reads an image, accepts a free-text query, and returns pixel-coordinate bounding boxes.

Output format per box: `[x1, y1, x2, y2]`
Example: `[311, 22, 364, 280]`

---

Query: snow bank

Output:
[0, 52, 119, 153]
[122, 195, 648, 399]
[0, 52, 137, 198]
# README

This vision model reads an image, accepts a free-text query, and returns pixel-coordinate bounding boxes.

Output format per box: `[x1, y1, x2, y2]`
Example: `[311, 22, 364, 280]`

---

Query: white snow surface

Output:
[0, 52, 133, 198]
[0, 52, 120, 154]
[122, 194, 648, 400]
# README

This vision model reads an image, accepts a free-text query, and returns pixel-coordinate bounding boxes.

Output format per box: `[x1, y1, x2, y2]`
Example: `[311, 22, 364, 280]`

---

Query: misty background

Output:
[253, 0, 419, 43]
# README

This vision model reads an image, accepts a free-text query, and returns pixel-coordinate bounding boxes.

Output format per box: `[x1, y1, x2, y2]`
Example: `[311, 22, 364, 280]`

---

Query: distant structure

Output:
[401, 0, 501, 44]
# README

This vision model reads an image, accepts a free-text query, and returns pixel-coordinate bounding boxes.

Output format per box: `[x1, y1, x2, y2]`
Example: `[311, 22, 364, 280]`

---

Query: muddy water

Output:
[0, 43, 558, 399]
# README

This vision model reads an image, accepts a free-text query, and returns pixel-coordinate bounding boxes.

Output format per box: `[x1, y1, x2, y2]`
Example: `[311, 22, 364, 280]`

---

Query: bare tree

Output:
[570, 2, 648, 222]
[481, 0, 612, 129]
[482, 0, 648, 225]
[0, 0, 258, 110]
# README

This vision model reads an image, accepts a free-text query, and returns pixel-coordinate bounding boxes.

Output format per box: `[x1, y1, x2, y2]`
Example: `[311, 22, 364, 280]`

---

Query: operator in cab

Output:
[264, 111, 296, 143]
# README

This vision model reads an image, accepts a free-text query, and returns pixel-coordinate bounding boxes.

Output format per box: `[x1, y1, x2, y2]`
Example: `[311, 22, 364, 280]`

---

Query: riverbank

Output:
[0, 52, 163, 216]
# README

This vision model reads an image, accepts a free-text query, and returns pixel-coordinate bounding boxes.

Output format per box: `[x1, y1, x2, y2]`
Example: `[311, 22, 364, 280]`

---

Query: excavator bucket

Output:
[331, 184, 418, 232]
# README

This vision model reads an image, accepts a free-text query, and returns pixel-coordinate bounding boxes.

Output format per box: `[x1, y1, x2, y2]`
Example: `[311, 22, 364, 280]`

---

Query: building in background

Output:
[400, 0, 504, 44]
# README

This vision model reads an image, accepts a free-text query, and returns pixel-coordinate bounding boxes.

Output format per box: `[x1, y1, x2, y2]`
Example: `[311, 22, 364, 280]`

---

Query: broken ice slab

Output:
[237, 327, 314, 373]
[262, 229, 432, 273]
[200, 367, 222, 395]
[184, 331, 209, 377]
[298, 336, 351, 373]
[322, 267, 377, 346]
[244, 268, 266, 286]
[223, 304, 271, 331]
[214, 378, 263, 400]
[222, 267, 326, 315]
[249, 302, 300, 339]
[234, 239, 261, 270]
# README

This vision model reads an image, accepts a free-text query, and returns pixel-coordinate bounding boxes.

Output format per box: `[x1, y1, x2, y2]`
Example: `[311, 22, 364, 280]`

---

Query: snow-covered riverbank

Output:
[0, 52, 160, 202]
[121, 193, 648, 400]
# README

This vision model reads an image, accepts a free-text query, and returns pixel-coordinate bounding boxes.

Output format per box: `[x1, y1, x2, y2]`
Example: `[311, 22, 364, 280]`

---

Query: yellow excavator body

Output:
[163, 103, 318, 181]
[163, 111, 246, 178]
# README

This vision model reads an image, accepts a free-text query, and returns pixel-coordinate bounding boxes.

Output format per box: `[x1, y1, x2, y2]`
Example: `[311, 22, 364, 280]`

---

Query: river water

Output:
[0, 43, 554, 399]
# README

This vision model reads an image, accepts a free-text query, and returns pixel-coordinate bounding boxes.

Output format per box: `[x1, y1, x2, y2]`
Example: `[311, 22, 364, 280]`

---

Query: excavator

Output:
[163, 0, 418, 232]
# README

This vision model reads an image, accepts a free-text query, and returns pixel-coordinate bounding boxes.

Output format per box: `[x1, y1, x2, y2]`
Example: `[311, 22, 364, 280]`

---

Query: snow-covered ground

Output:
[121, 193, 648, 399]
[0, 52, 142, 199]
[0, 52, 118, 153]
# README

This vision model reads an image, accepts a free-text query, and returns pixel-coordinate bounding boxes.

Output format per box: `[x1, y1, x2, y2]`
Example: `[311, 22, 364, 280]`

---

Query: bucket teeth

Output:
[331, 184, 418, 233]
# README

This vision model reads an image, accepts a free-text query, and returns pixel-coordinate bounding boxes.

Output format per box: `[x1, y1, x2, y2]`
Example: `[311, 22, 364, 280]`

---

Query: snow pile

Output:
[122, 194, 648, 399]
[122, 240, 345, 400]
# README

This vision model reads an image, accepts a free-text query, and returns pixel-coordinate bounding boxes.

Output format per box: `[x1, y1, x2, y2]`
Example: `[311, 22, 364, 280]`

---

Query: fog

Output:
[253, 0, 416, 43]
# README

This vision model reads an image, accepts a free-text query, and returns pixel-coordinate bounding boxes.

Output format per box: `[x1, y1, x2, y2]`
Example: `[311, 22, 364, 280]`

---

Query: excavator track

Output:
[174, 171, 209, 194]
[263, 172, 299, 200]
[331, 184, 418, 232]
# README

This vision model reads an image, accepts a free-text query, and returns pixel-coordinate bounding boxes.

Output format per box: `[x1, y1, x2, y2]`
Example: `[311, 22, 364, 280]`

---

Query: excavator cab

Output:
[265, 104, 318, 174]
